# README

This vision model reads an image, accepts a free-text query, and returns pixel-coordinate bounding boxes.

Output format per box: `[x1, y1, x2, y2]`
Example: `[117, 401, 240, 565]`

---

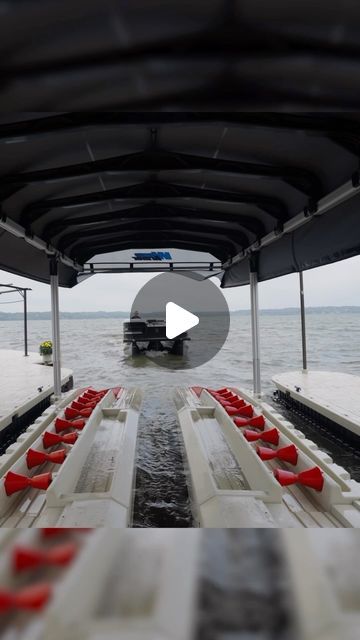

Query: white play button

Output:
[130, 273, 230, 368]
[165, 302, 199, 339]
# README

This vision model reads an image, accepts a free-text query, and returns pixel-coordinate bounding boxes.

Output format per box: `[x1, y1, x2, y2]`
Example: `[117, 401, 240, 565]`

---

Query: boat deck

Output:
[0, 350, 73, 433]
[273, 371, 360, 439]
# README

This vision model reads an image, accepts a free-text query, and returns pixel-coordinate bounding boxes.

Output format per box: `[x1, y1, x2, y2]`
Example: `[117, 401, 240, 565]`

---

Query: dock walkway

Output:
[273, 371, 360, 439]
[0, 349, 73, 433]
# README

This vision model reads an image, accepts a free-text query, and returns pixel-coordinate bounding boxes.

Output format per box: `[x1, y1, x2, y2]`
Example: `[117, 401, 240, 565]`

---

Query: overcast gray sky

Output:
[0, 255, 359, 313]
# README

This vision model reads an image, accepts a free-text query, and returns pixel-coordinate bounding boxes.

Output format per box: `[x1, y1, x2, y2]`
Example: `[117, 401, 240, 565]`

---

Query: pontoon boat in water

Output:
[123, 318, 189, 356]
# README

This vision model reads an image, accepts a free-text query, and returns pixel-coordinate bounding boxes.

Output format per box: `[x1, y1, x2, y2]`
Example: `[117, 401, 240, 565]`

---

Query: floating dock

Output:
[175, 386, 360, 528]
[0, 350, 73, 436]
[273, 371, 360, 441]
[0, 386, 142, 527]
[1, 352, 360, 528]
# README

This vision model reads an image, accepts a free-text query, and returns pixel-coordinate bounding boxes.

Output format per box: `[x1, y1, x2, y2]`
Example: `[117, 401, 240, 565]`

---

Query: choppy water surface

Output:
[1, 312, 359, 526]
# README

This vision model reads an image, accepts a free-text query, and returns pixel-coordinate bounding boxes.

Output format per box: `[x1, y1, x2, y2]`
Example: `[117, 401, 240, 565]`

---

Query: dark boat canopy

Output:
[0, 112, 360, 287]
[2, 1, 360, 110]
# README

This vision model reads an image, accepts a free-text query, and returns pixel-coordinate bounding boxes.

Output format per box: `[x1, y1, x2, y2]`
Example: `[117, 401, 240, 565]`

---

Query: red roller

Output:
[82, 391, 103, 401]
[78, 395, 98, 405]
[219, 396, 242, 406]
[0, 589, 13, 613]
[77, 393, 99, 404]
[65, 406, 92, 419]
[73, 398, 96, 408]
[243, 428, 280, 445]
[85, 388, 101, 396]
[86, 388, 108, 397]
[226, 398, 246, 409]
[234, 415, 266, 430]
[26, 448, 66, 469]
[216, 395, 242, 406]
[226, 403, 254, 417]
[71, 400, 95, 411]
[55, 417, 85, 433]
[234, 415, 265, 431]
[43, 431, 78, 449]
[14, 542, 77, 572]
[0, 583, 52, 613]
[81, 396, 100, 404]
[213, 393, 229, 401]
[274, 466, 324, 491]
[4, 471, 52, 496]
[41, 528, 90, 537]
[225, 406, 241, 415]
[221, 392, 235, 400]
[256, 444, 298, 465]
[214, 387, 229, 395]
[41, 528, 65, 537]
[209, 390, 225, 398]
[217, 397, 233, 406]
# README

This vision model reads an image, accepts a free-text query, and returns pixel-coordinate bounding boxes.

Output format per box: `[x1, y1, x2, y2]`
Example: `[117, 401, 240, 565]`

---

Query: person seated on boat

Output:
[131, 310, 141, 319]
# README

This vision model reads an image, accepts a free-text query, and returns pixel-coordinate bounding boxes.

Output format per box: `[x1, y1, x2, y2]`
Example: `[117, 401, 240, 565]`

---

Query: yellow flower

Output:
[39, 339, 53, 354]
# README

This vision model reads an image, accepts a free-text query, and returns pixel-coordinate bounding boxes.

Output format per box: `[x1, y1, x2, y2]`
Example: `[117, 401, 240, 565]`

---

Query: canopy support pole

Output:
[50, 258, 62, 399]
[250, 269, 261, 397]
[299, 271, 307, 372]
[23, 288, 28, 357]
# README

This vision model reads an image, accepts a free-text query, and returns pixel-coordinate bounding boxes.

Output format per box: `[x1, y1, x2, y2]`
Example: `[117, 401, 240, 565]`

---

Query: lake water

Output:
[0, 311, 359, 526]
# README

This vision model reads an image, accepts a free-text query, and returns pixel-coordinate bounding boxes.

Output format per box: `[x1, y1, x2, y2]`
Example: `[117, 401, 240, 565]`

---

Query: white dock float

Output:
[283, 530, 360, 640]
[176, 386, 360, 528]
[0, 530, 200, 640]
[273, 370, 360, 439]
[0, 386, 142, 527]
[0, 528, 96, 640]
[45, 530, 200, 640]
[0, 350, 73, 433]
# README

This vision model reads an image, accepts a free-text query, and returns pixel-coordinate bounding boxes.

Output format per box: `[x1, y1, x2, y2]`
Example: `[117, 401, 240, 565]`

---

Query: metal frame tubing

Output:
[250, 270, 261, 397]
[50, 259, 62, 398]
[23, 288, 28, 356]
[299, 271, 307, 371]
[0, 284, 31, 356]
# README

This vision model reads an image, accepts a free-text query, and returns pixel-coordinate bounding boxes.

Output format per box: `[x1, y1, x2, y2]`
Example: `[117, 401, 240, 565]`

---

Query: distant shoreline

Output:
[1, 306, 360, 320]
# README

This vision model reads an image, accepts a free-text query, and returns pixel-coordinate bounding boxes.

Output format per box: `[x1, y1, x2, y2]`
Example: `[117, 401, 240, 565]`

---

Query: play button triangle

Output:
[165, 302, 199, 339]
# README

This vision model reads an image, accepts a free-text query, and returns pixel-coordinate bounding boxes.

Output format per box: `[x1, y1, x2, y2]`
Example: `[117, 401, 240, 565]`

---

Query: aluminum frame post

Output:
[23, 288, 28, 356]
[50, 258, 62, 399]
[299, 271, 307, 372]
[250, 270, 261, 397]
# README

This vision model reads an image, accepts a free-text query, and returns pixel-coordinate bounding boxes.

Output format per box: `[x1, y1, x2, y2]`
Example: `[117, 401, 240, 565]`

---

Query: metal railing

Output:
[0, 284, 31, 356]
[80, 260, 222, 275]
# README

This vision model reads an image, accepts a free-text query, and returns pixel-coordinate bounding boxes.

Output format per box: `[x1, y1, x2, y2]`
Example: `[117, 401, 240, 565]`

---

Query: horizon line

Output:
[1, 304, 360, 315]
